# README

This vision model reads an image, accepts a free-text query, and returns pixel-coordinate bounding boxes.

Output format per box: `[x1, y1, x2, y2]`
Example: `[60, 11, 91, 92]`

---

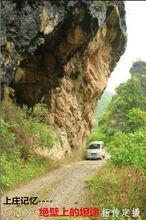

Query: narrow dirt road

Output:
[1, 159, 107, 220]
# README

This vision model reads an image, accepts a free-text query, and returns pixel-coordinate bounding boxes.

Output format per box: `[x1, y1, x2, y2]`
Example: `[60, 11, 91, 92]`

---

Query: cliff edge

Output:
[1, 0, 127, 156]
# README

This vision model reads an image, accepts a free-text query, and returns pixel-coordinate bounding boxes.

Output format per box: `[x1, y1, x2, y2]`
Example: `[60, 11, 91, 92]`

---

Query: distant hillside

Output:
[130, 61, 146, 96]
[95, 91, 113, 116]
[130, 61, 146, 75]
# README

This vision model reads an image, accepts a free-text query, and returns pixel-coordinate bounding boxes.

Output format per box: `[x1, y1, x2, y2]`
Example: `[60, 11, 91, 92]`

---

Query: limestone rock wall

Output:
[1, 0, 127, 154]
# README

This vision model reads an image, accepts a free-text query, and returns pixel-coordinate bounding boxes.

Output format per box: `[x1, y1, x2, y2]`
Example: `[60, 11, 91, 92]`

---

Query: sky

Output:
[106, 1, 146, 93]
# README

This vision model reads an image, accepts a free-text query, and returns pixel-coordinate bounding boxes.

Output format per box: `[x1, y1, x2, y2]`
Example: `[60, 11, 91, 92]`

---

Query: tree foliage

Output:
[89, 61, 146, 173]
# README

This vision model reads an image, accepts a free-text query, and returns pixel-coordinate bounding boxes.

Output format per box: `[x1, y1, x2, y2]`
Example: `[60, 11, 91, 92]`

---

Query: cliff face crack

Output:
[1, 1, 127, 156]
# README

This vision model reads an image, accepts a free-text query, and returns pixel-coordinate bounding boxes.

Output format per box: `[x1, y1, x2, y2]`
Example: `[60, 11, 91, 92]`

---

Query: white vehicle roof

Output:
[88, 141, 104, 145]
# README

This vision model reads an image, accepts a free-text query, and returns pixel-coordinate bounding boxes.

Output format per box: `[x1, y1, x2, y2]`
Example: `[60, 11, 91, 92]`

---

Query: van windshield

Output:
[88, 144, 101, 149]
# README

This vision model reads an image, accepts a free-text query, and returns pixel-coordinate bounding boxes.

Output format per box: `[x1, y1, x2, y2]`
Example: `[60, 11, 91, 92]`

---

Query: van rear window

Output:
[88, 144, 100, 149]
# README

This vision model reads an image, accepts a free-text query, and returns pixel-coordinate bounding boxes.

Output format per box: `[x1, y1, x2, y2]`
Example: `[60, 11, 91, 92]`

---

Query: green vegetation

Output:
[1, 152, 54, 191]
[86, 61, 146, 219]
[1, 98, 58, 190]
[95, 91, 113, 117]
[88, 63, 146, 173]
[109, 129, 146, 170]
[86, 167, 146, 219]
[93, 91, 113, 130]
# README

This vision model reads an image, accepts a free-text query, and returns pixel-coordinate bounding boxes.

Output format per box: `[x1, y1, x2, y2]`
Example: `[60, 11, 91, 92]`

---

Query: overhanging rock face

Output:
[1, 1, 127, 155]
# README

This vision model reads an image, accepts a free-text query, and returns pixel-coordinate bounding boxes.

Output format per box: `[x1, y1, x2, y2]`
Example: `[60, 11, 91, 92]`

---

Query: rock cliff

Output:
[1, 0, 127, 155]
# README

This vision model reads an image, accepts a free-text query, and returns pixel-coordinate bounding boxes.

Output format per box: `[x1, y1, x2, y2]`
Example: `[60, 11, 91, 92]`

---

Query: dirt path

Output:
[1, 159, 107, 220]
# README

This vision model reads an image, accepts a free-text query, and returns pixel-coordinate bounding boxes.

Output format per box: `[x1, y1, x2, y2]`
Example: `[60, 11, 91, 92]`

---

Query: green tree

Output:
[125, 108, 146, 132]
[99, 78, 146, 133]
[88, 61, 146, 172]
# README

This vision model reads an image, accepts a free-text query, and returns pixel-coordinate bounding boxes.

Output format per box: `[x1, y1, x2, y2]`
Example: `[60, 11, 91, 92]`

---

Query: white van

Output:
[86, 141, 105, 160]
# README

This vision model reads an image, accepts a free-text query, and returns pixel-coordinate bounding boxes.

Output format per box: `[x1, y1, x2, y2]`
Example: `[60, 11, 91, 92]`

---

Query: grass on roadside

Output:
[1, 153, 61, 193]
[1, 97, 59, 191]
[1, 96, 86, 192]
[85, 166, 146, 220]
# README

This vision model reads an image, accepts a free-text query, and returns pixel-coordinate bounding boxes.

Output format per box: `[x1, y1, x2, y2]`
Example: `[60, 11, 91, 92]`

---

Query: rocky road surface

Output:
[1, 159, 107, 220]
